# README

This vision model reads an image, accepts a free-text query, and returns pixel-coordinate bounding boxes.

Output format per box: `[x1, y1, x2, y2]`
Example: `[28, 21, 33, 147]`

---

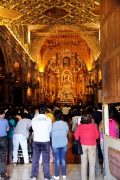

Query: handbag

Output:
[72, 139, 83, 155]
[72, 140, 79, 154]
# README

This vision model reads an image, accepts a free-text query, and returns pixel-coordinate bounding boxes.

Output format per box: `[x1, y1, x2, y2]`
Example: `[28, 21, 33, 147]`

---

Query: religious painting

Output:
[63, 57, 70, 67]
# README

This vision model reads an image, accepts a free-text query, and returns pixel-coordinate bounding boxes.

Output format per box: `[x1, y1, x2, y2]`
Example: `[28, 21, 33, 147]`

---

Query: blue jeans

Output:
[100, 143, 106, 176]
[52, 145, 68, 176]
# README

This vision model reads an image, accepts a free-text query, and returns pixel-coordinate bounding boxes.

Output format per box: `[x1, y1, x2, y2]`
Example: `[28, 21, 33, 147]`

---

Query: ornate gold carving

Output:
[0, 1, 100, 66]
[0, 0, 101, 105]
[0, 0, 100, 25]
[43, 7, 68, 19]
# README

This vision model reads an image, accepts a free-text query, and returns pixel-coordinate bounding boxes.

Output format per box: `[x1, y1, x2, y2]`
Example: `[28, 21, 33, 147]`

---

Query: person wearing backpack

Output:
[7, 110, 17, 164]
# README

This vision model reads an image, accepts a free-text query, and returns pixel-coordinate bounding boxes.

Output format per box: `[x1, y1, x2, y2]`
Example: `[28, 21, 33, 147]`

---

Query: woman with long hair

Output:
[51, 110, 69, 180]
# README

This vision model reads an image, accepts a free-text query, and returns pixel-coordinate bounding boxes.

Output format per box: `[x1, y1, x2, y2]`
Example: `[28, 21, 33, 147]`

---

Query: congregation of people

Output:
[0, 102, 120, 180]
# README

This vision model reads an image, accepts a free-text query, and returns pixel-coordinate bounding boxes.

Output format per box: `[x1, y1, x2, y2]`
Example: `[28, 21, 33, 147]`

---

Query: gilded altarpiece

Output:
[43, 50, 88, 105]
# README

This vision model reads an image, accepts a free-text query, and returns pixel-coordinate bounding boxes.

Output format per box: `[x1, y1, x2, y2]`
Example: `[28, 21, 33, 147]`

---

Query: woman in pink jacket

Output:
[74, 113, 99, 180]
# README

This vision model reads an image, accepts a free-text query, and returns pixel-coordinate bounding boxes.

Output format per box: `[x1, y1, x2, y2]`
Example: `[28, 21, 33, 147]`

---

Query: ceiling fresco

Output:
[0, 0, 100, 26]
[0, 0, 100, 71]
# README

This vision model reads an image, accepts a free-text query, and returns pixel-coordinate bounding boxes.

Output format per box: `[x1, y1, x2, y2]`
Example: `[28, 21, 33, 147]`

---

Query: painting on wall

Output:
[63, 57, 70, 67]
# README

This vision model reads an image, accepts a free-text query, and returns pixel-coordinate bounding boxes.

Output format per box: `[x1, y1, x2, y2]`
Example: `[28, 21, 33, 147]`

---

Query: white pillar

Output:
[103, 104, 109, 135]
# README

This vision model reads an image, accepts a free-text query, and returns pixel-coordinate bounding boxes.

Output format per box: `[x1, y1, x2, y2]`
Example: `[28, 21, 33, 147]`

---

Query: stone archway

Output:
[14, 61, 22, 83]
[32, 25, 100, 63]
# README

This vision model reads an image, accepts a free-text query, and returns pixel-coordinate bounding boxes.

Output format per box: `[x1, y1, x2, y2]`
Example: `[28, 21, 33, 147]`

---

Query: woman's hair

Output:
[86, 106, 93, 115]
[54, 110, 63, 121]
[28, 112, 35, 120]
[81, 113, 92, 124]
[109, 108, 116, 120]
[73, 109, 81, 116]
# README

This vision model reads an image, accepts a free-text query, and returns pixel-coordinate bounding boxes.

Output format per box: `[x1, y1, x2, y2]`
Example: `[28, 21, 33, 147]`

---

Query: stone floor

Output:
[4, 163, 104, 180]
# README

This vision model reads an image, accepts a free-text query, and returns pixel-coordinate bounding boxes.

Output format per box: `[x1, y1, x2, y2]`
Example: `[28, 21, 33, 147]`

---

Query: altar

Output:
[58, 69, 75, 104]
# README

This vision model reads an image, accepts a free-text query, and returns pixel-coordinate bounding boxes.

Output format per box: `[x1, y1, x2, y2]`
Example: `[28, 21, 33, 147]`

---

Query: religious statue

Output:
[63, 57, 70, 67]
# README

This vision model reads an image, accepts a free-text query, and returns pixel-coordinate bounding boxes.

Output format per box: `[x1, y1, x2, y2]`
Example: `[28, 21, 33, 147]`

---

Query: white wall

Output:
[104, 135, 120, 180]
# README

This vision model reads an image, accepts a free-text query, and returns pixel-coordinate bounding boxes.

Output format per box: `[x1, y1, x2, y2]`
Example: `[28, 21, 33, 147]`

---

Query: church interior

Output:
[0, 1, 120, 180]
[0, 0, 102, 106]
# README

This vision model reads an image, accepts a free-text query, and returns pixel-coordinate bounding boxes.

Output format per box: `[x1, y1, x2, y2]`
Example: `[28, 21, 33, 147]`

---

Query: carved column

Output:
[73, 73, 78, 105]
[40, 72, 44, 103]
[93, 62, 99, 104]
[56, 73, 60, 103]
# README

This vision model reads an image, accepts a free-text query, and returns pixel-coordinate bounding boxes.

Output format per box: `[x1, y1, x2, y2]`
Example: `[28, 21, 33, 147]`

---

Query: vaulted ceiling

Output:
[0, 0, 100, 72]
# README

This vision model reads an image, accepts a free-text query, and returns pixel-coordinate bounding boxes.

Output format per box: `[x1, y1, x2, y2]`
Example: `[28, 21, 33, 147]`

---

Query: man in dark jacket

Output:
[92, 103, 102, 127]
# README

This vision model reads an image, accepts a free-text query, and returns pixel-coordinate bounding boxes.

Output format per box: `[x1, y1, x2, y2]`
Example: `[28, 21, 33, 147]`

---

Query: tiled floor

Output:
[5, 163, 104, 180]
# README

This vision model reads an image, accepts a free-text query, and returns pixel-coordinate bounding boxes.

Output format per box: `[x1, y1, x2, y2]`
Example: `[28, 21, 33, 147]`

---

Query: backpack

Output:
[109, 119, 117, 137]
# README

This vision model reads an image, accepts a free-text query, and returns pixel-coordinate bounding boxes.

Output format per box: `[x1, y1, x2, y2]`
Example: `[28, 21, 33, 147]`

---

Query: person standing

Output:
[7, 110, 17, 164]
[51, 110, 69, 180]
[62, 104, 71, 123]
[74, 113, 99, 180]
[92, 103, 103, 177]
[71, 109, 81, 133]
[99, 108, 119, 180]
[87, 106, 103, 178]
[30, 105, 53, 180]
[12, 113, 31, 165]
[92, 103, 102, 127]
[0, 109, 10, 180]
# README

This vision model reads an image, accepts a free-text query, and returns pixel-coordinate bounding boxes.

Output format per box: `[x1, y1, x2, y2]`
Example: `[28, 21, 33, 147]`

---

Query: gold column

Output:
[93, 65, 99, 104]
[73, 73, 78, 105]
[40, 72, 44, 103]
[56, 73, 60, 103]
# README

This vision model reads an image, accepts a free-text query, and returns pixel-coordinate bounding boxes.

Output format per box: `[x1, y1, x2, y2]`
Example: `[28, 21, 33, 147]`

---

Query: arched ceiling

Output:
[0, 0, 100, 72]
[41, 44, 92, 71]
[30, 25, 100, 63]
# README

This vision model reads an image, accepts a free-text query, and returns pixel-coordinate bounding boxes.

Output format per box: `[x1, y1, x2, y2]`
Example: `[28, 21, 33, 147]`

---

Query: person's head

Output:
[39, 105, 47, 114]
[93, 105, 98, 111]
[73, 109, 81, 116]
[28, 112, 35, 120]
[98, 103, 102, 110]
[9, 108, 17, 118]
[0, 109, 5, 118]
[22, 113, 29, 119]
[81, 113, 92, 124]
[86, 106, 93, 115]
[54, 110, 63, 121]
[109, 108, 116, 120]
